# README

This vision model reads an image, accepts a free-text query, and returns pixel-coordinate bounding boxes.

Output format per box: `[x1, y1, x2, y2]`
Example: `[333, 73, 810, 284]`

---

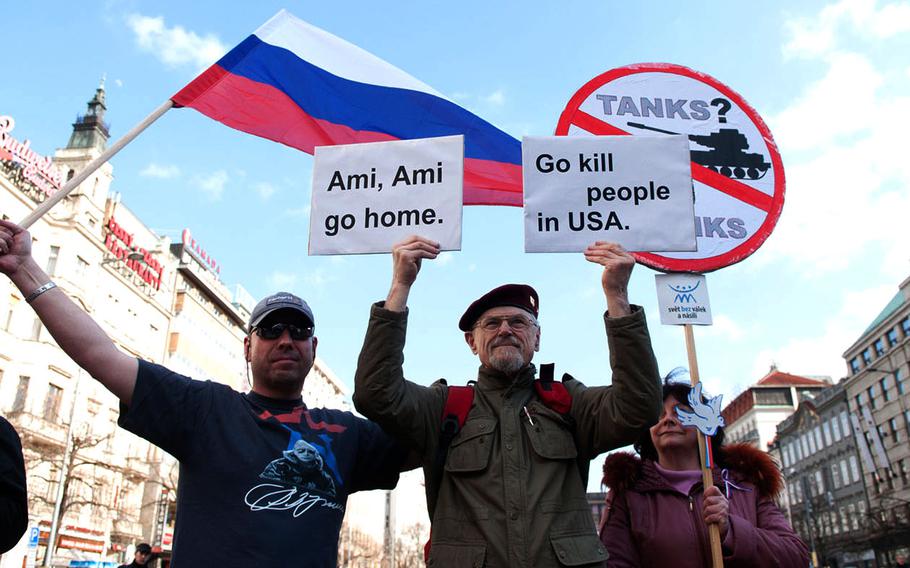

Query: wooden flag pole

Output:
[19, 100, 174, 229]
[684, 323, 724, 568]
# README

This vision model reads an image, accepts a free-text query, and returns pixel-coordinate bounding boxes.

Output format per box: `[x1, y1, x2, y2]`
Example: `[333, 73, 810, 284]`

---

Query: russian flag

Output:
[172, 10, 522, 206]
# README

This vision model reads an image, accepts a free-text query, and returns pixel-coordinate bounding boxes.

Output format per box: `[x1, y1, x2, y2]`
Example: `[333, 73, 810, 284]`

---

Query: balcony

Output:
[9, 411, 67, 448]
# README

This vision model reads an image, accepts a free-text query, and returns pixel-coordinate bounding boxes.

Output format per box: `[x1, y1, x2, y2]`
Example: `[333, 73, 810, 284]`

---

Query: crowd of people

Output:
[0, 218, 808, 566]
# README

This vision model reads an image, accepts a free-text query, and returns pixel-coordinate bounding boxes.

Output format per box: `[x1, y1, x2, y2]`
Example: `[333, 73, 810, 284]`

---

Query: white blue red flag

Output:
[172, 10, 522, 206]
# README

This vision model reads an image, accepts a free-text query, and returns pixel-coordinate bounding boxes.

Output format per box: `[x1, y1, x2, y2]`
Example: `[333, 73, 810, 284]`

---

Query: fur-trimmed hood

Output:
[602, 443, 783, 499]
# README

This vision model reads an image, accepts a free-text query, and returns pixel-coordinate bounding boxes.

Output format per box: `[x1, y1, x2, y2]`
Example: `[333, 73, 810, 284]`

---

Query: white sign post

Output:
[309, 135, 464, 255]
[655, 273, 712, 325]
[522, 135, 694, 253]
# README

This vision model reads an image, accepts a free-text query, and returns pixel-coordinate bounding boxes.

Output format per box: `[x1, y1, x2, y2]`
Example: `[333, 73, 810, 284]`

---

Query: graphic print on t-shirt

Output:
[244, 406, 347, 517]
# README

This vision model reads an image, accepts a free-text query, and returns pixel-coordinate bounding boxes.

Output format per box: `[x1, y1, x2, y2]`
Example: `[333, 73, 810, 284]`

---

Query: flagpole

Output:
[19, 99, 175, 229]
[684, 323, 724, 568]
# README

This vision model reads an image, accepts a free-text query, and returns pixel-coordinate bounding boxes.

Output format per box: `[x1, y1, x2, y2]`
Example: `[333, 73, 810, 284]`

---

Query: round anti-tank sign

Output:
[555, 63, 785, 272]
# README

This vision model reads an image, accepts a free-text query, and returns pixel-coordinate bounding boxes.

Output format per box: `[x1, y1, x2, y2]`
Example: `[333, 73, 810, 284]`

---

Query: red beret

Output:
[458, 284, 539, 331]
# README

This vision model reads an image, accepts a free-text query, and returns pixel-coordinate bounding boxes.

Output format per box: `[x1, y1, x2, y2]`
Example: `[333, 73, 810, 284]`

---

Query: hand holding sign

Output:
[386, 235, 440, 312]
[584, 241, 634, 317]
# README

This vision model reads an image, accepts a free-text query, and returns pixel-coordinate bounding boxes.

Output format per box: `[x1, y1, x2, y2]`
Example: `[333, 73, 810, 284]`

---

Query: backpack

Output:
[424, 363, 572, 560]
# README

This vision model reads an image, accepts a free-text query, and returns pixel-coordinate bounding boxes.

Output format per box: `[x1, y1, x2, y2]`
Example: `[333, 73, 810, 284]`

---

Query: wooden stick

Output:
[19, 99, 174, 229]
[684, 323, 724, 568]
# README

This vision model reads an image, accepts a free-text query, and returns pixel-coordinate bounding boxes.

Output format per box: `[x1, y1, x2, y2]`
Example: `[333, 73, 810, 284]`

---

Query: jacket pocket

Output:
[445, 417, 496, 473]
[526, 404, 577, 460]
[550, 533, 608, 567]
[428, 543, 486, 567]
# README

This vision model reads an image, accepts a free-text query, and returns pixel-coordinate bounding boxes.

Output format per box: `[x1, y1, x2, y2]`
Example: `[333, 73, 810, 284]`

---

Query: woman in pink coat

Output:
[600, 381, 808, 567]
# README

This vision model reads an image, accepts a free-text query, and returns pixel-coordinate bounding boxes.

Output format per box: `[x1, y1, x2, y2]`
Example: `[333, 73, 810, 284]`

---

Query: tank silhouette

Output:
[626, 122, 771, 180]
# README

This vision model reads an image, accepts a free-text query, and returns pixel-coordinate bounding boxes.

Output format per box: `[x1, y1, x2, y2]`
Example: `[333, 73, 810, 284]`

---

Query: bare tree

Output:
[395, 523, 427, 568]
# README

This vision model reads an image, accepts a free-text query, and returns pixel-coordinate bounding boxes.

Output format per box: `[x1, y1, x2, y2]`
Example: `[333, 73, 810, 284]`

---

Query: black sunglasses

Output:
[254, 323, 314, 340]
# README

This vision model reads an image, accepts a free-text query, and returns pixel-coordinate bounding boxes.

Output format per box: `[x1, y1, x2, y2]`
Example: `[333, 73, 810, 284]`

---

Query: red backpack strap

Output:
[426, 385, 475, 563]
[534, 363, 572, 414]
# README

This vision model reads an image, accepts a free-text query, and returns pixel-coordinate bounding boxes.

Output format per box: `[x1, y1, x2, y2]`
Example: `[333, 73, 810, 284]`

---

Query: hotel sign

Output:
[0, 114, 64, 199]
[104, 216, 164, 290]
[182, 228, 221, 275]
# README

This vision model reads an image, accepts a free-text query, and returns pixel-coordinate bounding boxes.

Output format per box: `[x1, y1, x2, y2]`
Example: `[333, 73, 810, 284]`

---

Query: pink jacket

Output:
[600, 444, 808, 567]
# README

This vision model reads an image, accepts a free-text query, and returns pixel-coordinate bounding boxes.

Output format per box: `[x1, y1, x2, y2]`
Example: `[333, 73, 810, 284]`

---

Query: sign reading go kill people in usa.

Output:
[309, 135, 463, 255]
[556, 63, 785, 272]
[523, 135, 695, 253]
[655, 273, 712, 325]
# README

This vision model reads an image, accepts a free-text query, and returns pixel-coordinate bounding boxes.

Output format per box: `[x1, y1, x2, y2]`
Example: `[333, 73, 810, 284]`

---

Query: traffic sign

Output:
[555, 63, 785, 272]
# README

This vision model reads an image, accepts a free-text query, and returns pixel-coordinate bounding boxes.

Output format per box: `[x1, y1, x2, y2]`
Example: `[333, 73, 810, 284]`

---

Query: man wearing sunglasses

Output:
[354, 235, 661, 568]
[0, 220, 409, 567]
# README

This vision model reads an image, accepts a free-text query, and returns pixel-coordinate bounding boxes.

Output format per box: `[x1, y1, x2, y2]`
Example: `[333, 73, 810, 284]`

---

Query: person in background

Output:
[118, 542, 152, 567]
[600, 379, 809, 567]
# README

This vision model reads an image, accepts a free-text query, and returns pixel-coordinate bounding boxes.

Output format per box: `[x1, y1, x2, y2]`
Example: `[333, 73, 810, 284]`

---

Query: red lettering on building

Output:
[104, 216, 164, 290]
[0, 115, 64, 195]
[181, 228, 222, 275]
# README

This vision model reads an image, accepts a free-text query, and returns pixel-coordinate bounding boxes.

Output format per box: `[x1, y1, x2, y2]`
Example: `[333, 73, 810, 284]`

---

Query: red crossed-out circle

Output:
[555, 63, 785, 273]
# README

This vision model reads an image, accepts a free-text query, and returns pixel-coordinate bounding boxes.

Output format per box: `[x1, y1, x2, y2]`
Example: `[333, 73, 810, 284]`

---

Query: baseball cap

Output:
[458, 284, 539, 331]
[248, 292, 315, 333]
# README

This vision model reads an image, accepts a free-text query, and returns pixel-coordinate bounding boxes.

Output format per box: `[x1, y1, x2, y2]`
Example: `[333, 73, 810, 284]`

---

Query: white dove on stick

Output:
[675, 383, 725, 436]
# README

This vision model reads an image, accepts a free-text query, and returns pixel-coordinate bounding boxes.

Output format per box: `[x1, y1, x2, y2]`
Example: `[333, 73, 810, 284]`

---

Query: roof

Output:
[860, 290, 907, 337]
[756, 370, 831, 387]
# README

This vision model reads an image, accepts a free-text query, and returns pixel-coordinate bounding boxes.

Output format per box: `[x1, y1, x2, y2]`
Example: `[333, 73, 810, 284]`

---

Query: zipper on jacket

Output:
[688, 496, 694, 512]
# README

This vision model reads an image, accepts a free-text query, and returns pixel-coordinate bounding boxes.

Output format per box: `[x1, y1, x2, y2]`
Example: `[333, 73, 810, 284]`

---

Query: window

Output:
[801, 434, 810, 457]
[832, 417, 842, 441]
[881, 376, 891, 402]
[76, 257, 89, 279]
[755, 389, 792, 405]
[900, 460, 908, 486]
[814, 426, 824, 449]
[850, 456, 861, 483]
[832, 463, 841, 488]
[850, 358, 861, 374]
[43, 384, 63, 422]
[868, 385, 877, 409]
[840, 460, 851, 487]
[823, 421, 832, 446]
[896, 368, 906, 395]
[863, 348, 873, 364]
[45, 245, 60, 275]
[850, 503, 859, 531]
[887, 328, 899, 347]
[890, 418, 900, 444]
[808, 431, 817, 454]
[841, 411, 851, 437]
[856, 393, 865, 410]
[874, 338, 885, 356]
[4, 295, 18, 332]
[815, 470, 825, 493]
[12, 376, 29, 412]
[903, 317, 910, 337]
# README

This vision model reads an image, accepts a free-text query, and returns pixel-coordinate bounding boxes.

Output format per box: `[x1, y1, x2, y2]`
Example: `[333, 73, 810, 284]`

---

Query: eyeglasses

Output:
[254, 323, 314, 340]
[474, 315, 536, 332]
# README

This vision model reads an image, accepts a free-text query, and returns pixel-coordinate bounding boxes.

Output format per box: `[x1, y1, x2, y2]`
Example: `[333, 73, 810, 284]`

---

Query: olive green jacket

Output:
[353, 302, 661, 568]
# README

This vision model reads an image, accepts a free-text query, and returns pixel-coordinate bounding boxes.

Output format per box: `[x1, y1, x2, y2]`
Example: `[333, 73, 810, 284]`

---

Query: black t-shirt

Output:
[0, 416, 27, 553]
[119, 360, 407, 567]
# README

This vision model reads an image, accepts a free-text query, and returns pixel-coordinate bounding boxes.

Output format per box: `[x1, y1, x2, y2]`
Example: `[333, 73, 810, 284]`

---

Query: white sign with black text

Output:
[523, 135, 695, 253]
[655, 273, 712, 325]
[309, 135, 464, 255]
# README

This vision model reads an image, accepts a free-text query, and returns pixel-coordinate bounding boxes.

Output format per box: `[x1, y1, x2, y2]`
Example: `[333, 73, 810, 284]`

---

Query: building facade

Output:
[722, 368, 831, 450]
[841, 275, 910, 566]
[775, 382, 876, 567]
[1, 84, 347, 567]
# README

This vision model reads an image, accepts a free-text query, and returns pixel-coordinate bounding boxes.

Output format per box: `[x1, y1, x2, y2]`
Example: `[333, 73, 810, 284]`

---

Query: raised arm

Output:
[572, 241, 661, 455]
[384, 234, 440, 312]
[353, 235, 444, 453]
[583, 241, 633, 317]
[0, 220, 137, 404]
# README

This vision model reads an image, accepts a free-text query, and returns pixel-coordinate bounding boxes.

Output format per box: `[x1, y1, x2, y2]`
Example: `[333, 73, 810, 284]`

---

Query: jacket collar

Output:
[476, 363, 536, 395]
